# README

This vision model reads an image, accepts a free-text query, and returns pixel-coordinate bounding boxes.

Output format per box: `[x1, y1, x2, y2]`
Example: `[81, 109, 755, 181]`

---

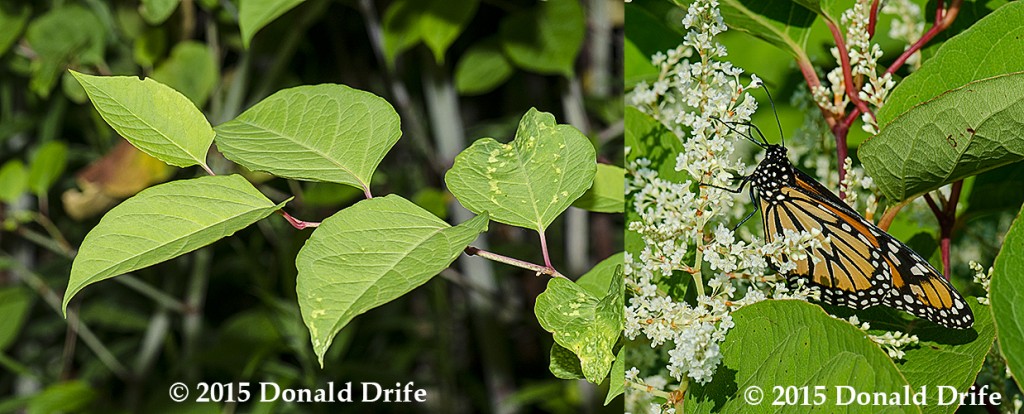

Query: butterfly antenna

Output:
[761, 83, 785, 147]
[712, 116, 764, 148]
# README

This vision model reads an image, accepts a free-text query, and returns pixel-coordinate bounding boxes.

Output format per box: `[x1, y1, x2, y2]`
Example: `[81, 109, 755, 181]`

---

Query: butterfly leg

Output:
[732, 185, 760, 230]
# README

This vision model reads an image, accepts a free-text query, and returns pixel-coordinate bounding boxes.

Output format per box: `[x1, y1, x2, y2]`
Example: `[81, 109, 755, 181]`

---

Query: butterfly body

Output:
[748, 144, 974, 329]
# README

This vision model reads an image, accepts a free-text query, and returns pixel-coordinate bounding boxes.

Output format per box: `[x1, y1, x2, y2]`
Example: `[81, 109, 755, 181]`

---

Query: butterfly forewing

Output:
[751, 145, 973, 329]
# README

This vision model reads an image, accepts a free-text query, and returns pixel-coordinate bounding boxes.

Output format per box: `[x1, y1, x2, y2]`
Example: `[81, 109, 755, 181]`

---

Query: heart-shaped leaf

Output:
[860, 72, 1024, 201]
[214, 84, 400, 195]
[535, 269, 622, 384]
[71, 71, 215, 171]
[65, 175, 284, 314]
[296, 195, 488, 366]
[445, 108, 596, 232]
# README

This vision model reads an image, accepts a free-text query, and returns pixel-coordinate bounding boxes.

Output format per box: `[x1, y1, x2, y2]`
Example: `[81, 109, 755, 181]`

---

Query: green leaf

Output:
[624, 106, 686, 181]
[454, 36, 514, 95]
[382, 0, 479, 65]
[71, 71, 215, 170]
[27, 381, 96, 414]
[25, 6, 105, 97]
[445, 108, 597, 232]
[686, 300, 911, 412]
[0, 4, 30, 57]
[605, 347, 625, 405]
[549, 342, 585, 380]
[65, 175, 284, 314]
[151, 41, 218, 107]
[412, 187, 449, 220]
[133, 28, 167, 68]
[214, 84, 400, 194]
[576, 252, 624, 298]
[877, 1, 1024, 127]
[296, 195, 488, 366]
[572, 164, 624, 213]
[964, 161, 1024, 217]
[535, 269, 623, 384]
[624, 3, 679, 87]
[825, 298, 995, 413]
[0, 160, 28, 203]
[27, 141, 68, 196]
[0, 287, 32, 351]
[500, 0, 585, 77]
[861, 72, 1024, 201]
[140, 0, 180, 24]
[992, 205, 1024, 390]
[238, 0, 305, 49]
[718, 0, 817, 61]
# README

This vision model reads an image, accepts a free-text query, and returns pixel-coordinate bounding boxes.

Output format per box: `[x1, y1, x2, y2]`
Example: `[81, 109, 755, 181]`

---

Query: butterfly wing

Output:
[760, 168, 974, 329]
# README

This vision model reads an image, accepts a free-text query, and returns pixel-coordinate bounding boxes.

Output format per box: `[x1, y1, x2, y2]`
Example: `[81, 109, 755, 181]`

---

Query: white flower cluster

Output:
[847, 316, 919, 360]
[839, 157, 878, 217]
[970, 261, 993, 305]
[882, 0, 926, 68]
[626, 0, 825, 408]
[812, 0, 902, 134]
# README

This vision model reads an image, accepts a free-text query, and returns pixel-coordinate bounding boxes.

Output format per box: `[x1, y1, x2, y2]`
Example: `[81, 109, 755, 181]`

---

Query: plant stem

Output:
[2, 252, 130, 379]
[692, 236, 706, 298]
[922, 180, 962, 279]
[465, 246, 568, 279]
[538, 230, 555, 269]
[117, 275, 188, 312]
[278, 210, 321, 229]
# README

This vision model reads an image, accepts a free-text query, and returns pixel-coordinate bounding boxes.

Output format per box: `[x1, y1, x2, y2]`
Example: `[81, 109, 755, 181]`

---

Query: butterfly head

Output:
[752, 144, 795, 193]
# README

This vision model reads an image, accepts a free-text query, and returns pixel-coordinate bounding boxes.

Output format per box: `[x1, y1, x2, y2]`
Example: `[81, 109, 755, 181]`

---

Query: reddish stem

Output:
[921, 180, 962, 280]
[867, 0, 880, 38]
[278, 210, 321, 230]
[885, 0, 961, 76]
[825, 19, 872, 117]
[538, 230, 554, 270]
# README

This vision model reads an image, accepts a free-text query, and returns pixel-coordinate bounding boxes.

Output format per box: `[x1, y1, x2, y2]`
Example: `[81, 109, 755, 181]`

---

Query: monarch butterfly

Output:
[718, 118, 974, 330]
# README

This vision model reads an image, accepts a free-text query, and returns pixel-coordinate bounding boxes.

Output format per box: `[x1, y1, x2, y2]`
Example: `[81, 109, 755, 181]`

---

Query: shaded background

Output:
[0, 0, 624, 412]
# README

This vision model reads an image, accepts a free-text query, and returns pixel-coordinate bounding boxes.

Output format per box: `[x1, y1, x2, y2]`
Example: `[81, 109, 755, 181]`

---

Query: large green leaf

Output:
[64, 175, 284, 314]
[878, 1, 1024, 127]
[214, 84, 400, 194]
[296, 195, 488, 366]
[27, 141, 68, 196]
[860, 72, 1024, 201]
[238, 0, 305, 49]
[151, 41, 218, 108]
[826, 298, 995, 414]
[0, 287, 32, 351]
[718, 0, 817, 61]
[991, 205, 1024, 390]
[454, 36, 514, 95]
[71, 71, 215, 170]
[382, 0, 478, 65]
[572, 164, 625, 213]
[686, 300, 913, 413]
[0, 160, 27, 203]
[25, 6, 105, 97]
[500, 0, 585, 77]
[535, 269, 623, 384]
[445, 108, 596, 232]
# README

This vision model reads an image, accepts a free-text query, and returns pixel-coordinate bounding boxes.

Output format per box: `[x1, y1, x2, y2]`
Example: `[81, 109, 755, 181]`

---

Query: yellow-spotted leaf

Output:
[535, 268, 623, 384]
[65, 175, 285, 314]
[71, 71, 214, 171]
[296, 195, 488, 366]
[445, 108, 596, 232]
